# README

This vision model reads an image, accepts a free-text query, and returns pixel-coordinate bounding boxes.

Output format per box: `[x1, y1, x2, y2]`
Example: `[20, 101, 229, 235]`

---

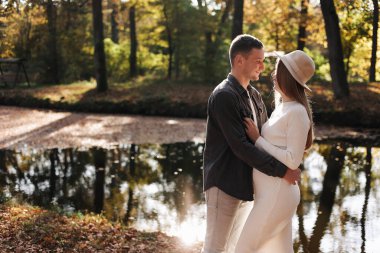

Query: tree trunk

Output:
[218, 0, 232, 37]
[204, 0, 232, 82]
[46, 0, 59, 84]
[231, 0, 244, 40]
[320, 0, 349, 98]
[168, 31, 174, 79]
[196, 0, 202, 8]
[204, 31, 215, 81]
[162, 2, 173, 79]
[167, 31, 173, 79]
[370, 0, 378, 82]
[129, 5, 137, 77]
[297, 0, 309, 50]
[64, 0, 72, 31]
[345, 47, 352, 81]
[174, 1, 180, 79]
[111, 1, 119, 44]
[91, 0, 108, 92]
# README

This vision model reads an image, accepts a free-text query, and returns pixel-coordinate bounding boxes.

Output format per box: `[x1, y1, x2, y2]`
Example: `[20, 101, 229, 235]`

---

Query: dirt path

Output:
[0, 106, 378, 149]
[0, 106, 206, 149]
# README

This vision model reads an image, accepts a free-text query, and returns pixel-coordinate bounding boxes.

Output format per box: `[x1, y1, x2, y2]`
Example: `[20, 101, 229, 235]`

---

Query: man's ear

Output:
[235, 54, 243, 66]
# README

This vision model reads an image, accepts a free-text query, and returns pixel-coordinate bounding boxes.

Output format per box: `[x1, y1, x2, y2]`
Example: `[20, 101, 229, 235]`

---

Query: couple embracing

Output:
[202, 34, 315, 253]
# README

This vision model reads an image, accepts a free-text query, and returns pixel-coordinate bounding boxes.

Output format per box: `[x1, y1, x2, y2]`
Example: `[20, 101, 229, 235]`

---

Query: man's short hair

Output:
[229, 34, 263, 66]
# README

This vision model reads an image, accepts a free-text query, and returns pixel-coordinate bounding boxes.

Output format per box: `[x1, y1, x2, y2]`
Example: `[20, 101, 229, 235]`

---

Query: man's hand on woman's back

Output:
[283, 168, 301, 185]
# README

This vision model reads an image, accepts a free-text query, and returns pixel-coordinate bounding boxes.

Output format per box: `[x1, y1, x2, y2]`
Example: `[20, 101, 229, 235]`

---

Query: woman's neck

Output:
[281, 94, 294, 102]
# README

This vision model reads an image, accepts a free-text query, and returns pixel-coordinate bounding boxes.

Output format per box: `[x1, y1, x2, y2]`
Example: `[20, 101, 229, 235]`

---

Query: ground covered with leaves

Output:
[0, 79, 379, 127]
[0, 203, 202, 253]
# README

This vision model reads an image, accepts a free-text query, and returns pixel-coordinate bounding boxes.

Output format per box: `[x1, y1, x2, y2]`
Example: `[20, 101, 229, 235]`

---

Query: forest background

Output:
[0, 0, 379, 127]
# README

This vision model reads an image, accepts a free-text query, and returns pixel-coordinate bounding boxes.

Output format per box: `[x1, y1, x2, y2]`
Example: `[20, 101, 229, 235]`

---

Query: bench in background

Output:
[0, 58, 30, 87]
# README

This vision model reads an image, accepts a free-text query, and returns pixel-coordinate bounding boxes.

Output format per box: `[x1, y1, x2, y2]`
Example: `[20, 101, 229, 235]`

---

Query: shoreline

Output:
[1, 106, 379, 149]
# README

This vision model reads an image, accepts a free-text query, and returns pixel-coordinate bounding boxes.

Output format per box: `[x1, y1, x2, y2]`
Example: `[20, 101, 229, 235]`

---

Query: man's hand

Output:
[244, 117, 260, 142]
[283, 168, 301, 185]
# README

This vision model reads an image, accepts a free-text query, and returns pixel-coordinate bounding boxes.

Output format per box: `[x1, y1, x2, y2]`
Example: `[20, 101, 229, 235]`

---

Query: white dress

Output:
[235, 101, 310, 253]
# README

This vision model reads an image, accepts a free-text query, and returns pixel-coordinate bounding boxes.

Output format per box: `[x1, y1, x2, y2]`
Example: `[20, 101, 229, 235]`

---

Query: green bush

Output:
[104, 38, 130, 82]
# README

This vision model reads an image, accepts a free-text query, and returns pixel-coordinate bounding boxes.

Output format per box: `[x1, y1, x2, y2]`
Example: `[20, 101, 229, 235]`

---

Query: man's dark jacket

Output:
[203, 74, 287, 201]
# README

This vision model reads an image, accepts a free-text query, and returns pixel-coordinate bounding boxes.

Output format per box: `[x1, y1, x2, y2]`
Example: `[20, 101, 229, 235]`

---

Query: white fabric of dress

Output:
[235, 101, 310, 253]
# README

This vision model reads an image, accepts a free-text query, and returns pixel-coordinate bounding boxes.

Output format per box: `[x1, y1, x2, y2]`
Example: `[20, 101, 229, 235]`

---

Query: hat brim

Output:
[273, 51, 312, 92]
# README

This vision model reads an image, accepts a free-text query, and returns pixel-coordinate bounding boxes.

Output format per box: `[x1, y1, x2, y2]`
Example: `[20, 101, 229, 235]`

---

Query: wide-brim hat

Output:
[274, 50, 315, 92]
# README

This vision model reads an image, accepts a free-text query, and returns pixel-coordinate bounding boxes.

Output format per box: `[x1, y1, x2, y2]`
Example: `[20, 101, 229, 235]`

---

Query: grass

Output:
[0, 78, 379, 127]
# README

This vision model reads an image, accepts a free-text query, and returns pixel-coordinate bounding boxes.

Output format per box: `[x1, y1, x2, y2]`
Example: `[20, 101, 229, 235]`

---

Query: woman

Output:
[235, 50, 315, 253]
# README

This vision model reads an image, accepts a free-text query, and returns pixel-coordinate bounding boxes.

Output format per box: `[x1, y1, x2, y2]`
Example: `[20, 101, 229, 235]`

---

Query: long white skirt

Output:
[235, 169, 300, 253]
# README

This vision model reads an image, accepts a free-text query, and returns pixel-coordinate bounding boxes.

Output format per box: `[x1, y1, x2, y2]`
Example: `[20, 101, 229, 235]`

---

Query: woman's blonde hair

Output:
[273, 60, 314, 150]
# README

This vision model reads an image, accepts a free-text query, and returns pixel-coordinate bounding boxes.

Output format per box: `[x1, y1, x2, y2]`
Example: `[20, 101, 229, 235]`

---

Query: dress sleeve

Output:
[255, 106, 310, 170]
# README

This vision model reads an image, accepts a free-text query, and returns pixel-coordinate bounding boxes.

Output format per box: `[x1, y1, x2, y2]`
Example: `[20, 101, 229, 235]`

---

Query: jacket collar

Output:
[227, 73, 255, 96]
[227, 73, 247, 95]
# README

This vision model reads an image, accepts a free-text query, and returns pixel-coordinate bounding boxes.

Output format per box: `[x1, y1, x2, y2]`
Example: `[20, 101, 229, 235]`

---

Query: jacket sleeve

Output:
[257, 90, 269, 126]
[210, 90, 287, 178]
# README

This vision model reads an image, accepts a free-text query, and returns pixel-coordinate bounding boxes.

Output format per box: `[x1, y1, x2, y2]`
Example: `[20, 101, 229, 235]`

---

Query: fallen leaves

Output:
[0, 203, 202, 253]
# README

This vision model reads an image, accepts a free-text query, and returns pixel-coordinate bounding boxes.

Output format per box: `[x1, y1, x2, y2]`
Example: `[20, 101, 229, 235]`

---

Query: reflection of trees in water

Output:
[340, 146, 368, 197]
[298, 144, 330, 218]
[157, 142, 204, 223]
[0, 150, 7, 202]
[361, 147, 372, 253]
[93, 148, 106, 214]
[62, 149, 70, 204]
[0, 150, 7, 171]
[296, 197, 308, 253]
[103, 144, 163, 226]
[0, 149, 26, 180]
[296, 143, 347, 253]
[0, 148, 94, 209]
[1, 141, 376, 251]
[1, 144, 203, 224]
[62, 150, 92, 211]
[103, 147, 125, 222]
[296, 143, 375, 253]
[308, 143, 347, 252]
[124, 144, 137, 225]
[49, 149, 58, 202]
[2, 150, 50, 205]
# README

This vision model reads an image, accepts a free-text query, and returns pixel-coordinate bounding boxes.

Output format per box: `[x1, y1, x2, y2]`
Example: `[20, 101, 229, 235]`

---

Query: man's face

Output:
[240, 48, 265, 81]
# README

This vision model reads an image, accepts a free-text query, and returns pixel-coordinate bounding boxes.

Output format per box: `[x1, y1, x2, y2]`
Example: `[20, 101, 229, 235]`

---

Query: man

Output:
[202, 34, 301, 253]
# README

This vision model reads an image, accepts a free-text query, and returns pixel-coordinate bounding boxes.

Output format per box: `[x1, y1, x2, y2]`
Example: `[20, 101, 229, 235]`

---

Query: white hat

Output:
[276, 50, 315, 92]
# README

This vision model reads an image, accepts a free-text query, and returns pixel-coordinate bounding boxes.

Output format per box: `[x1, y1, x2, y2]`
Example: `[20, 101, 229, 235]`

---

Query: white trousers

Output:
[202, 187, 253, 253]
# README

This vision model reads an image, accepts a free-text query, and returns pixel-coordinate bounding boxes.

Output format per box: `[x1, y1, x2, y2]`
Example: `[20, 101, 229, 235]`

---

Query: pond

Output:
[0, 141, 379, 253]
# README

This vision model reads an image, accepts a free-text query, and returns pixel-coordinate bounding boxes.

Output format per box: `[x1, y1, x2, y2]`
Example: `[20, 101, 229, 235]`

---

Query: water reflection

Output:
[0, 142, 379, 252]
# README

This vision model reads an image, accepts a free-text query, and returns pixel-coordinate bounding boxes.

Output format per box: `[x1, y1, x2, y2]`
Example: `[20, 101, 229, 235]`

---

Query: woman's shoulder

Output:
[287, 101, 306, 111]
[286, 102, 310, 123]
